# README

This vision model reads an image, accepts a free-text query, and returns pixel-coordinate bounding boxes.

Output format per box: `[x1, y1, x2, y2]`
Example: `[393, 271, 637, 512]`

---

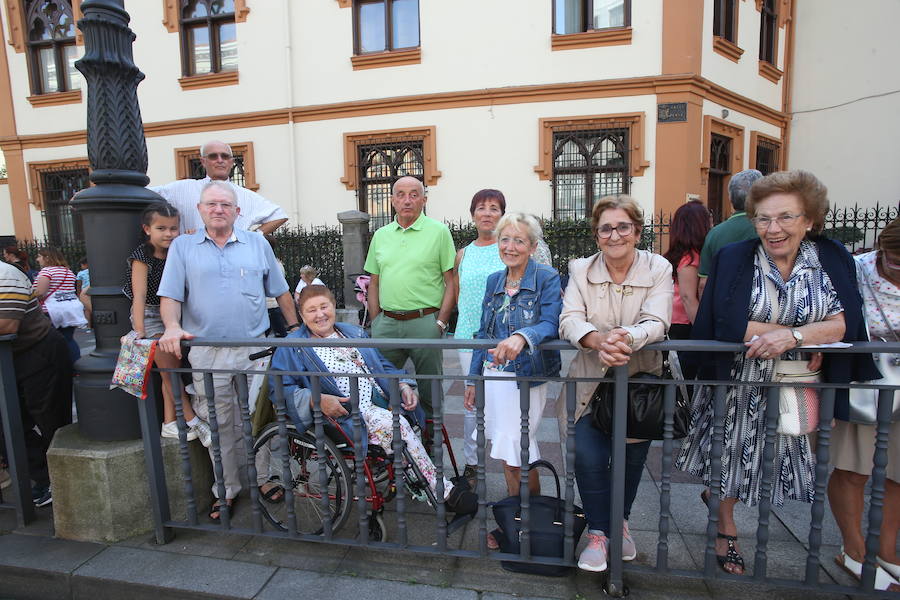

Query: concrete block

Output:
[257, 569, 478, 600]
[48, 424, 213, 543]
[0, 533, 104, 600]
[335, 307, 360, 326]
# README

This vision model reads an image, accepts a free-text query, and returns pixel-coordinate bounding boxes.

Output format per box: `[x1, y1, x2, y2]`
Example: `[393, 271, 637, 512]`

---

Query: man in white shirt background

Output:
[151, 140, 288, 235]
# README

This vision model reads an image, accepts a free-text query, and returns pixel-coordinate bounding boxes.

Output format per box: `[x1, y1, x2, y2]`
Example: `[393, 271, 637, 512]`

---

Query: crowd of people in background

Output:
[0, 138, 897, 591]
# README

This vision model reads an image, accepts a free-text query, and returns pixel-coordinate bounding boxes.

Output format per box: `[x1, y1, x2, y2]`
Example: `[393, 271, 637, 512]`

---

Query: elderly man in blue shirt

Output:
[158, 181, 298, 522]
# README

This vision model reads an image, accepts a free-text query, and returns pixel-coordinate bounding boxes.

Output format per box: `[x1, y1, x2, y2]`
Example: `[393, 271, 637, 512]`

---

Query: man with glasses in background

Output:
[158, 181, 297, 522]
[151, 140, 288, 235]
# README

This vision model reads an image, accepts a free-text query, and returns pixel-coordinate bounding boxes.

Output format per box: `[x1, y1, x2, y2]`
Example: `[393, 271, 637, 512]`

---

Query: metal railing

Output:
[0, 334, 36, 527]
[1, 336, 898, 596]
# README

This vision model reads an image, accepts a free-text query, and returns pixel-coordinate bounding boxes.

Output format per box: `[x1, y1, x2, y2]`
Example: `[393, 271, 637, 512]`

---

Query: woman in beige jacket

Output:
[558, 195, 673, 572]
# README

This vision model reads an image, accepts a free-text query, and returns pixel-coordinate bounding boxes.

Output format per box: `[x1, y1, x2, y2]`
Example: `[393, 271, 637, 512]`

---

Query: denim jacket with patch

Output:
[468, 259, 562, 387]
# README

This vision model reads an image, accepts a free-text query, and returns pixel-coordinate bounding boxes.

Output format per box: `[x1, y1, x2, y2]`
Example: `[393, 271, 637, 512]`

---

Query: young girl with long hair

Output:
[123, 202, 210, 445]
[663, 201, 711, 339]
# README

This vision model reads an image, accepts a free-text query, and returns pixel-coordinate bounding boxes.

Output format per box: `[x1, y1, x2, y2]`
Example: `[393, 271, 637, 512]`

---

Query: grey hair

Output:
[391, 176, 425, 196]
[495, 212, 543, 246]
[200, 180, 237, 205]
[728, 169, 763, 211]
[200, 140, 233, 157]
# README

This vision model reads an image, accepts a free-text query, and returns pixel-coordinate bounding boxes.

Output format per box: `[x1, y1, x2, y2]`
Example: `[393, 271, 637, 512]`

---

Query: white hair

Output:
[200, 140, 233, 157]
[200, 180, 237, 204]
[495, 212, 543, 245]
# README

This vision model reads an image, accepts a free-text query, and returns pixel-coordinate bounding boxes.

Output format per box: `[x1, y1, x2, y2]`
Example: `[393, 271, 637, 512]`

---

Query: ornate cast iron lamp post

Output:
[71, 0, 161, 441]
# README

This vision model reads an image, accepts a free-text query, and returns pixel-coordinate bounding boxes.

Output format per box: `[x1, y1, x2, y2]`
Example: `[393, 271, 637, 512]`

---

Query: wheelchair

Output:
[252, 407, 463, 542]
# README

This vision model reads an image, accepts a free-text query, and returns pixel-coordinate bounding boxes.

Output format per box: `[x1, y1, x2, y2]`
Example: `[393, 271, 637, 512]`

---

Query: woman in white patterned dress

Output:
[677, 171, 878, 575]
[828, 218, 900, 591]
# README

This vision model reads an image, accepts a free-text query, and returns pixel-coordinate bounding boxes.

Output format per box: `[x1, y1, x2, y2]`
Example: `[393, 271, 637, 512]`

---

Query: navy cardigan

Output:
[689, 236, 880, 420]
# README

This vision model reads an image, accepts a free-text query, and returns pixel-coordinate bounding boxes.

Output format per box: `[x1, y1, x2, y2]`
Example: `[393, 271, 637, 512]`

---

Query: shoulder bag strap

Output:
[860, 261, 899, 343]
[756, 246, 781, 325]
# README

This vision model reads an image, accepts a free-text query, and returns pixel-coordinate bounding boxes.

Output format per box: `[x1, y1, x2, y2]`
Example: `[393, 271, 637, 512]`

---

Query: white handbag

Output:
[848, 264, 900, 425]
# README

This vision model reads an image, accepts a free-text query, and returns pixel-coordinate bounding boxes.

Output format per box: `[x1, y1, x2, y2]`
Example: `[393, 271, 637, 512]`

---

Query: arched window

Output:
[357, 139, 425, 230]
[25, 0, 79, 95]
[551, 127, 629, 221]
[180, 0, 238, 76]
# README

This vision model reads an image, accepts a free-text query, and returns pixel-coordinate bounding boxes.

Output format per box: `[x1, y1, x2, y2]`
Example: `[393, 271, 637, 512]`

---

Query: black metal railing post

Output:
[136, 373, 173, 544]
[605, 364, 629, 597]
[0, 335, 34, 527]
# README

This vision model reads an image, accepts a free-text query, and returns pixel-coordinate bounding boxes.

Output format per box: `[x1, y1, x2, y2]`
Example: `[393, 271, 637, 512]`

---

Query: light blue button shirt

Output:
[157, 228, 289, 339]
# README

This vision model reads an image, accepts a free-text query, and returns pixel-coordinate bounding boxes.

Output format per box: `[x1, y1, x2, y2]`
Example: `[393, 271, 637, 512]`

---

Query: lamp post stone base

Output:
[47, 424, 213, 543]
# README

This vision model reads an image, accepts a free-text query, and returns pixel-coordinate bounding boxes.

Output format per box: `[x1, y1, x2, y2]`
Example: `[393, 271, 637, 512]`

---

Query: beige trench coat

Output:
[557, 249, 673, 439]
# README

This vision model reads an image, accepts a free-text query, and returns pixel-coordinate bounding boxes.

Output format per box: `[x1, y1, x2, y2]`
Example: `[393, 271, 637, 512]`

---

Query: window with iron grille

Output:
[553, 0, 630, 35]
[41, 167, 89, 245]
[354, 0, 419, 55]
[551, 126, 629, 221]
[759, 0, 777, 64]
[187, 153, 247, 187]
[357, 139, 424, 230]
[180, 0, 237, 77]
[713, 0, 736, 43]
[754, 137, 780, 175]
[707, 133, 731, 223]
[24, 0, 79, 95]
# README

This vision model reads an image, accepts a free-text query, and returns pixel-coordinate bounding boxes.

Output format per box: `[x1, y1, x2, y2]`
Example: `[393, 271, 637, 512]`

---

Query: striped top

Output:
[34, 266, 77, 313]
[0, 262, 51, 352]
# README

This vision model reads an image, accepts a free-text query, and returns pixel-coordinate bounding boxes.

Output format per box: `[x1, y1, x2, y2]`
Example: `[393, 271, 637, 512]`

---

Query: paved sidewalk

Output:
[0, 347, 875, 599]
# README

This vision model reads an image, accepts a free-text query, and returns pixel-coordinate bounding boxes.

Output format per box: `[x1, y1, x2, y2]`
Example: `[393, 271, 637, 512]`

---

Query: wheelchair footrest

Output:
[446, 512, 474, 535]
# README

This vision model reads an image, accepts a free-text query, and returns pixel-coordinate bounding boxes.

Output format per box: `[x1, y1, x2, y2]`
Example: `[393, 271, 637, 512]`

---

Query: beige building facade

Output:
[0, 0, 805, 241]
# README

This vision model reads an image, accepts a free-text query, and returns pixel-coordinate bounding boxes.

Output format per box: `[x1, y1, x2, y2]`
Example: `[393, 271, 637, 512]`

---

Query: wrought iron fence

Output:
[270, 224, 345, 307]
[88, 335, 900, 599]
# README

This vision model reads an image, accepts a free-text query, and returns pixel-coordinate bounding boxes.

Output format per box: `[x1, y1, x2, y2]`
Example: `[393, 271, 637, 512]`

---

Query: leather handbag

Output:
[773, 360, 821, 435]
[491, 460, 586, 576]
[589, 369, 691, 440]
[848, 263, 900, 424]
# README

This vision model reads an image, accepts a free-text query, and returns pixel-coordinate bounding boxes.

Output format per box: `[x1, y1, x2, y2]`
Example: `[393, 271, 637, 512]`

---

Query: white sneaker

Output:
[160, 421, 198, 441]
[578, 531, 609, 572]
[190, 420, 212, 448]
[622, 521, 637, 561]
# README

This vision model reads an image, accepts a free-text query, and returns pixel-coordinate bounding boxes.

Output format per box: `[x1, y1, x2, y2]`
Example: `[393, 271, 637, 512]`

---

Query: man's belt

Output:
[382, 307, 439, 321]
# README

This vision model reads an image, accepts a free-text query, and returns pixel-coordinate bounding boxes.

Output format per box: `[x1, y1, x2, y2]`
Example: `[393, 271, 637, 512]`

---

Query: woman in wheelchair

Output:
[269, 285, 477, 517]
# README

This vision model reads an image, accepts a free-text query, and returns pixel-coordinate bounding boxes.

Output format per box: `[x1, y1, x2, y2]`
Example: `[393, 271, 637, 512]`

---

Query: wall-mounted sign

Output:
[658, 102, 687, 123]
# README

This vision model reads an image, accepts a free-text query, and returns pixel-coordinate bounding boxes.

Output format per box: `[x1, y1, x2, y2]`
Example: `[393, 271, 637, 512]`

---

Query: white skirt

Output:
[473, 368, 547, 468]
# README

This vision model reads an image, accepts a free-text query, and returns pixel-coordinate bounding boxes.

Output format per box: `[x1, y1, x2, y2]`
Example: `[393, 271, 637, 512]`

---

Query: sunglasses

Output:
[204, 152, 232, 161]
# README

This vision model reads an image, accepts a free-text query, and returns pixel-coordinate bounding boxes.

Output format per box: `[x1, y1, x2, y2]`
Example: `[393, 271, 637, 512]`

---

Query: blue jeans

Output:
[575, 416, 651, 533]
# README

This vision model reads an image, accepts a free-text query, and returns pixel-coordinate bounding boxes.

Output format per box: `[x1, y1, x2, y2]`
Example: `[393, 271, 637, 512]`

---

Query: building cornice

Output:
[0, 74, 788, 151]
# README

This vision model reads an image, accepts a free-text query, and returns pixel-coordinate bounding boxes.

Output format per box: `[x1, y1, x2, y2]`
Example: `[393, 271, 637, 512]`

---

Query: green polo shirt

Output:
[364, 213, 456, 311]
[698, 211, 759, 277]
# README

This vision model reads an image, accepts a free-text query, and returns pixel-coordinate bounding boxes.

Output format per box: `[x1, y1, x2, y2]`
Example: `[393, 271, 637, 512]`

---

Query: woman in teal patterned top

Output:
[453, 189, 507, 480]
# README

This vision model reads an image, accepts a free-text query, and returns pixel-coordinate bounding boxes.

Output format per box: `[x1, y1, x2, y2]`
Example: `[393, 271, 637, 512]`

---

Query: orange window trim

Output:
[701, 115, 745, 208]
[748, 130, 782, 171]
[341, 126, 440, 191]
[534, 112, 649, 181]
[27, 156, 90, 210]
[162, 0, 249, 33]
[173, 141, 260, 191]
[550, 27, 632, 51]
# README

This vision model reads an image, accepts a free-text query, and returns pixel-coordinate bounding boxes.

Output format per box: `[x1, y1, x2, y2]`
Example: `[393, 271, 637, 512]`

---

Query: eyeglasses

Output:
[203, 152, 232, 161]
[596, 222, 635, 239]
[200, 201, 236, 211]
[498, 236, 531, 248]
[751, 213, 804, 230]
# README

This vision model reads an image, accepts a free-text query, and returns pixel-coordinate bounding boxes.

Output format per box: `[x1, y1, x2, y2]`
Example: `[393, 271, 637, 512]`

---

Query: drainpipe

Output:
[781, 0, 797, 168]
[283, 0, 298, 224]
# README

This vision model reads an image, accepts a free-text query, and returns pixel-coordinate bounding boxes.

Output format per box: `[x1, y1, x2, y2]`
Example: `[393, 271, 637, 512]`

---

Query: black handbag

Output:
[590, 370, 691, 440]
[490, 460, 587, 576]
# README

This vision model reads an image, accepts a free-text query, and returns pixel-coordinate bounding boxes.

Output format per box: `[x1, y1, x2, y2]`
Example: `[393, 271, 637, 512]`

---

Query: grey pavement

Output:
[0, 341, 888, 599]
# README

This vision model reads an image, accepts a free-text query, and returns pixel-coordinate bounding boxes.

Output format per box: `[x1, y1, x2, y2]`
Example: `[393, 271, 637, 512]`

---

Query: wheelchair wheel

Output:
[368, 512, 387, 542]
[253, 424, 352, 535]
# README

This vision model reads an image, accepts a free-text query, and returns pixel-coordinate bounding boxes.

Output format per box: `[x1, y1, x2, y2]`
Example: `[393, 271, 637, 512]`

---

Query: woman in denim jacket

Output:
[464, 213, 562, 499]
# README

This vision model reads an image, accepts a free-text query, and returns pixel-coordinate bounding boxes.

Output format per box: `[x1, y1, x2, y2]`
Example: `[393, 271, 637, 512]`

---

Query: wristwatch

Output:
[286, 323, 300, 332]
[790, 328, 804, 348]
[436, 319, 448, 332]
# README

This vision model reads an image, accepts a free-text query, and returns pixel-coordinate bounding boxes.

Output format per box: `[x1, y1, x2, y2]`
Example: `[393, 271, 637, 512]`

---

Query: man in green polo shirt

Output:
[698, 169, 764, 296]
[364, 176, 456, 428]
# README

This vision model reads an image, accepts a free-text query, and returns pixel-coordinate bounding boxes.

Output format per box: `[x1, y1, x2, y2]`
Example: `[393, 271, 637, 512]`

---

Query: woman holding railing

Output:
[558, 194, 673, 572]
[828, 217, 900, 590]
[677, 170, 878, 576]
